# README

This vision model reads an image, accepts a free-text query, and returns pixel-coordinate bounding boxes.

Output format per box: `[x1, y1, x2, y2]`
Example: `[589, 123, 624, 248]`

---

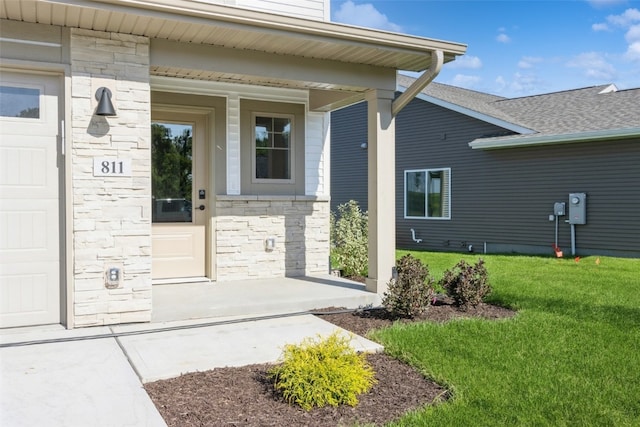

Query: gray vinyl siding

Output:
[332, 95, 640, 258]
[234, 0, 328, 20]
[330, 101, 369, 212]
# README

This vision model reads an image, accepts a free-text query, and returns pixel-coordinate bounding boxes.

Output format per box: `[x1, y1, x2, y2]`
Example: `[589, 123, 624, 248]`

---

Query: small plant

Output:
[268, 332, 376, 411]
[330, 200, 368, 278]
[382, 254, 435, 318]
[440, 258, 491, 310]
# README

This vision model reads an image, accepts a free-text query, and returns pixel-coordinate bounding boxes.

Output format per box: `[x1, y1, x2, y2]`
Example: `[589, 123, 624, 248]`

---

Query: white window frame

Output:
[251, 112, 295, 184]
[404, 168, 451, 220]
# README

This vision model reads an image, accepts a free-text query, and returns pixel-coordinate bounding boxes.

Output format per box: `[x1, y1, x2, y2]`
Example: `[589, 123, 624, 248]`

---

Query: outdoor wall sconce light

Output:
[95, 87, 116, 116]
[360, 142, 368, 150]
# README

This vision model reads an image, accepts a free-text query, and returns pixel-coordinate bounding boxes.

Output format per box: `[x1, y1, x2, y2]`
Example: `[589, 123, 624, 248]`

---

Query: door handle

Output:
[198, 205, 205, 211]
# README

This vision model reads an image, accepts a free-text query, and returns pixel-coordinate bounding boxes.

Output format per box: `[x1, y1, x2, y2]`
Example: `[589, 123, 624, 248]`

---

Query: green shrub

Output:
[382, 254, 435, 318]
[268, 332, 376, 411]
[330, 200, 368, 278]
[440, 258, 491, 310]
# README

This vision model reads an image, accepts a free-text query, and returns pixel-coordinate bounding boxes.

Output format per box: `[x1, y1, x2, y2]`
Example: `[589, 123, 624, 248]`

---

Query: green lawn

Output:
[371, 251, 640, 427]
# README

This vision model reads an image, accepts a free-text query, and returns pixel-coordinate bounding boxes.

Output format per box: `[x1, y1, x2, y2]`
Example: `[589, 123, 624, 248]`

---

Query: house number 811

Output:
[93, 157, 132, 177]
[102, 160, 124, 174]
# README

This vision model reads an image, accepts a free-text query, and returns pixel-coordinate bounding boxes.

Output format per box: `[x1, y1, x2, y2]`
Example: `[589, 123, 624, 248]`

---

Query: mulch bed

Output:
[145, 298, 516, 427]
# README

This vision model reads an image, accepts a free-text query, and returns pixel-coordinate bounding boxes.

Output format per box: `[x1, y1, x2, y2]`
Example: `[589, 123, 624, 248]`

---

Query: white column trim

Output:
[227, 93, 241, 195]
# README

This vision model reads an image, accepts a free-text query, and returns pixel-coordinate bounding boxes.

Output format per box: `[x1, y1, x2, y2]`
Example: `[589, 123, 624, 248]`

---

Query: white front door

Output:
[151, 111, 208, 280]
[0, 70, 62, 328]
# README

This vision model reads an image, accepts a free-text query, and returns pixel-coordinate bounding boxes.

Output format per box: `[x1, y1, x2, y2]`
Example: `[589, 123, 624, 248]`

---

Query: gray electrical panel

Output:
[568, 193, 586, 224]
[554, 202, 566, 216]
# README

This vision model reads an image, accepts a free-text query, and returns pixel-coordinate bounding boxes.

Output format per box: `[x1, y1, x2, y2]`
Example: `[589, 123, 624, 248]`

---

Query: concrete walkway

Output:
[1, 312, 383, 426]
[0, 326, 166, 427]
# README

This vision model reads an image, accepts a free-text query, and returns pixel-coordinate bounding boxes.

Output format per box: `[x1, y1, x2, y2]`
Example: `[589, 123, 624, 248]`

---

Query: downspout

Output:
[391, 49, 444, 116]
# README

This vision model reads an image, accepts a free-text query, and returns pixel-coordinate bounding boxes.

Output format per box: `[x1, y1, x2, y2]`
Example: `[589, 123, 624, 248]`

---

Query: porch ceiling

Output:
[1, 0, 466, 73]
[149, 66, 365, 93]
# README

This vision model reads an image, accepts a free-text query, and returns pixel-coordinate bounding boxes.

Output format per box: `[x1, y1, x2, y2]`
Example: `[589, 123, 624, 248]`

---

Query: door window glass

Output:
[0, 85, 40, 118]
[151, 122, 193, 223]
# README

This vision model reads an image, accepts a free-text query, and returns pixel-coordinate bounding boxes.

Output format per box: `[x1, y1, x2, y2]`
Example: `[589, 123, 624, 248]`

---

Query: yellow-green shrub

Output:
[268, 332, 376, 411]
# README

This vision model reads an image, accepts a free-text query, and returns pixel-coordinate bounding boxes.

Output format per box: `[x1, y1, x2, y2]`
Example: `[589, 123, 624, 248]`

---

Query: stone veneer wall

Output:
[70, 29, 152, 327]
[216, 196, 330, 280]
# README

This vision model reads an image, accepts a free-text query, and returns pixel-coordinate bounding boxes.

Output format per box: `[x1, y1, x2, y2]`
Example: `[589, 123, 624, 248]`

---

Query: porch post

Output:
[365, 89, 396, 295]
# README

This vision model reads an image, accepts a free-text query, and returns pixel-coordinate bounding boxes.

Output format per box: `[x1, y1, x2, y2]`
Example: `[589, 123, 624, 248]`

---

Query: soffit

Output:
[0, 0, 466, 72]
[150, 66, 365, 92]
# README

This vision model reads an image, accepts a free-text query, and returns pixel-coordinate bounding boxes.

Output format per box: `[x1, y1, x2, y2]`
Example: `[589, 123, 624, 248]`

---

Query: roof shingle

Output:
[399, 74, 640, 140]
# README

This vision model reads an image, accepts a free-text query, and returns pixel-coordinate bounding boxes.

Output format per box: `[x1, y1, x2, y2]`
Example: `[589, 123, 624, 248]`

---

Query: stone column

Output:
[70, 29, 152, 327]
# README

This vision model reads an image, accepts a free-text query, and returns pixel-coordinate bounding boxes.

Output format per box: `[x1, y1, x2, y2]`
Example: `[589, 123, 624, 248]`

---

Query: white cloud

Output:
[497, 73, 545, 96]
[626, 24, 640, 43]
[593, 9, 640, 63]
[518, 56, 543, 69]
[567, 52, 617, 80]
[592, 22, 610, 31]
[625, 41, 640, 60]
[607, 8, 640, 27]
[450, 74, 482, 89]
[587, 0, 628, 9]
[446, 55, 482, 69]
[587, 0, 627, 9]
[496, 33, 511, 43]
[589, 7, 638, 31]
[332, 1, 403, 32]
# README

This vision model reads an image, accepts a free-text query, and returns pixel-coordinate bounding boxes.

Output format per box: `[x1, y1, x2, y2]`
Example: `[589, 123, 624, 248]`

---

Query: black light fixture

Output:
[95, 87, 116, 116]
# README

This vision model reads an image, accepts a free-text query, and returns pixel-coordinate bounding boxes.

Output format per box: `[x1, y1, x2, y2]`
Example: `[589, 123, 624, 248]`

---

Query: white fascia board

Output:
[469, 127, 640, 150]
[397, 83, 535, 135]
[94, 0, 467, 56]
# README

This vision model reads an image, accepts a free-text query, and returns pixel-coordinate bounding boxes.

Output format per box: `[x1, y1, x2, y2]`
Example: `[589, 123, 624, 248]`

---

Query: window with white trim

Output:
[253, 113, 293, 182]
[404, 168, 451, 219]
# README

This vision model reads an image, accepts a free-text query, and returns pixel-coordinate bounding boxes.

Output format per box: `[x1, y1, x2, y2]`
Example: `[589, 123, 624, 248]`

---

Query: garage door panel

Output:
[0, 201, 58, 262]
[0, 70, 61, 328]
[0, 136, 57, 199]
[0, 263, 58, 327]
[1, 145, 47, 187]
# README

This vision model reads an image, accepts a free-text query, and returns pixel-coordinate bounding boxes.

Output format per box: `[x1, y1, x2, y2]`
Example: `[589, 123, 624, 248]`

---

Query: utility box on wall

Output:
[568, 193, 587, 224]
[554, 202, 566, 216]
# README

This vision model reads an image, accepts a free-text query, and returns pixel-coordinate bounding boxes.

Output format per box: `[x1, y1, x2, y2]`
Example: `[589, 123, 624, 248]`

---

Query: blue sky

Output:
[330, 0, 640, 98]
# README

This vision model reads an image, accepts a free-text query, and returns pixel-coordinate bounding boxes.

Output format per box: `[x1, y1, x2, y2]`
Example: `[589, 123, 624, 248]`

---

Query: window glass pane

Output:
[255, 116, 272, 132]
[406, 171, 426, 217]
[273, 133, 289, 148]
[256, 149, 290, 180]
[255, 129, 270, 148]
[428, 170, 444, 217]
[0, 86, 40, 118]
[151, 122, 193, 223]
[254, 115, 292, 180]
[273, 117, 290, 133]
[270, 150, 290, 179]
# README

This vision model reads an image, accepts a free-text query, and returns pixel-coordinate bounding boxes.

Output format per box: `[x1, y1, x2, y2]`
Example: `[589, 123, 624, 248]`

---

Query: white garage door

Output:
[0, 70, 62, 328]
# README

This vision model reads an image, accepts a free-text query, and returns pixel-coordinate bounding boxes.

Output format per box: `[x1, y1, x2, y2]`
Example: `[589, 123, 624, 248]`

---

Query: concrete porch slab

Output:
[151, 275, 381, 323]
